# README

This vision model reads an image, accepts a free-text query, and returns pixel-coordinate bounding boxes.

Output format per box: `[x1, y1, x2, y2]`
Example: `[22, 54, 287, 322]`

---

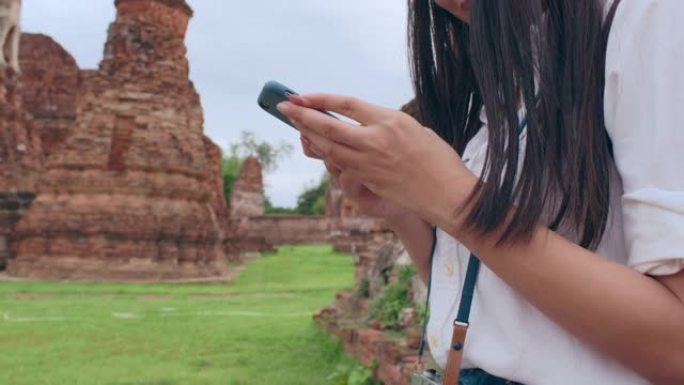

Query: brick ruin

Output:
[19, 34, 81, 158]
[226, 154, 396, 252]
[0, 0, 232, 280]
[314, 239, 427, 385]
[1, 0, 430, 378]
[0, 0, 38, 268]
[0, 68, 41, 269]
[229, 156, 264, 218]
[0, 0, 417, 303]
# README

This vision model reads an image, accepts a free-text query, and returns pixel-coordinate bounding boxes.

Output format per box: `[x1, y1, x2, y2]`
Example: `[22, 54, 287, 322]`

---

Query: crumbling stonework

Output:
[203, 136, 227, 218]
[9, 0, 226, 280]
[202, 136, 244, 261]
[0, 61, 41, 268]
[0, 0, 39, 269]
[247, 215, 333, 245]
[229, 156, 264, 218]
[19, 34, 81, 158]
[226, 156, 273, 253]
[0, 0, 21, 72]
[315, 239, 426, 385]
[330, 217, 394, 254]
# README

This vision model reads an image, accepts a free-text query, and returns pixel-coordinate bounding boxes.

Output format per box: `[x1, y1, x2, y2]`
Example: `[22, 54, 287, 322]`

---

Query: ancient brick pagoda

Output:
[8, 0, 228, 280]
[229, 156, 265, 219]
[0, 70, 41, 268]
[0, 0, 41, 267]
[19, 33, 82, 158]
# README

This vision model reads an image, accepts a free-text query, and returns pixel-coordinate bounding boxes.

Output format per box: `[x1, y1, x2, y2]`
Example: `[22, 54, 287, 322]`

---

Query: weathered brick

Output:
[0, 2, 43, 268]
[8, 0, 229, 280]
[19, 33, 81, 158]
[229, 156, 264, 218]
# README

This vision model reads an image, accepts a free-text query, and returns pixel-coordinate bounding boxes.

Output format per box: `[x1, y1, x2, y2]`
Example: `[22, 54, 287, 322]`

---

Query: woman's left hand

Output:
[277, 93, 478, 230]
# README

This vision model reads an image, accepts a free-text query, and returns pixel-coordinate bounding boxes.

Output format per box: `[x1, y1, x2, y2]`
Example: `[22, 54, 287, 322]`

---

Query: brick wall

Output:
[246, 215, 334, 245]
[19, 34, 81, 158]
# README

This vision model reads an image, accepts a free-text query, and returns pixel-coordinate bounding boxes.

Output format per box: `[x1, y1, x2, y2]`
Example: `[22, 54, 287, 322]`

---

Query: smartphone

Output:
[257, 81, 336, 130]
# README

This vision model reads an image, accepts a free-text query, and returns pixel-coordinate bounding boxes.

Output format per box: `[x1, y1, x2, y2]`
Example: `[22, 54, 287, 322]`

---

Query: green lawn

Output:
[0, 245, 357, 385]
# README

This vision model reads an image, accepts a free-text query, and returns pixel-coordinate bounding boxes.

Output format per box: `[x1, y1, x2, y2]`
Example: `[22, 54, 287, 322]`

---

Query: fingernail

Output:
[277, 102, 291, 113]
[290, 94, 311, 107]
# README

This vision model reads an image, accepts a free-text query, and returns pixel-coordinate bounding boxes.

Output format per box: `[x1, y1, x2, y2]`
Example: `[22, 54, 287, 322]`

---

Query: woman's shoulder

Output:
[610, 0, 683, 34]
[604, 0, 684, 127]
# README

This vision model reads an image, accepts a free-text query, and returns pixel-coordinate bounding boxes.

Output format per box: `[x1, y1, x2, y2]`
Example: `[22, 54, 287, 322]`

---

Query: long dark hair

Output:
[409, 0, 614, 248]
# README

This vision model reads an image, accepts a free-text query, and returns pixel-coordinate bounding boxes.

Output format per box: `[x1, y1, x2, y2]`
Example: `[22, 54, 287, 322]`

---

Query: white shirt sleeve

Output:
[604, 0, 684, 276]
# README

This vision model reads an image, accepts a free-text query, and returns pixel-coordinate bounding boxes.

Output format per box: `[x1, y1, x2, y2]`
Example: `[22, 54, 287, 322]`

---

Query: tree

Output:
[221, 155, 243, 200]
[228, 131, 294, 173]
[295, 174, 329, 215]
[264, 196, 298, 215]
[221, 131, 294, 203]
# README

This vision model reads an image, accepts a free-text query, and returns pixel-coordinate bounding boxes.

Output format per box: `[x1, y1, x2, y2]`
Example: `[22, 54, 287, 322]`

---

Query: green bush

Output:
[368, 265, 417, 330]
[296, 174, 329, 215]
[222, 155, 243, 201]
[327, 363, 382, 385]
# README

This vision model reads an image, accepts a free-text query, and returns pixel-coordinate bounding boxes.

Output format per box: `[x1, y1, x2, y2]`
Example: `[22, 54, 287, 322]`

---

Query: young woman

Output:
[278, 0, 684, 383]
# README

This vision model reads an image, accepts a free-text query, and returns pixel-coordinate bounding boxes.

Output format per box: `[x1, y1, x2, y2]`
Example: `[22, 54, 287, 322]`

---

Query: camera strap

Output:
[416, 230, 481, 379]
[442, 252, 480, 385]
[417, 117, 528, 383]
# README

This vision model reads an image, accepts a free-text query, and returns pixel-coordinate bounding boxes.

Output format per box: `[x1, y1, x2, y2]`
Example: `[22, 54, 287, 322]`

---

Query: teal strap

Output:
[460, 368, 522, 385]
[417, 117, 527, 358]
[455, 254, 481, 324]
[416, 232, 480, 356]
[455, 115, 529, 325]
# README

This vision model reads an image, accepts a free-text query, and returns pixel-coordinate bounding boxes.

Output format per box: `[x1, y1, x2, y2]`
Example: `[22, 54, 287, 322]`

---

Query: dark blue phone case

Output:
[257, 80, 336, 130]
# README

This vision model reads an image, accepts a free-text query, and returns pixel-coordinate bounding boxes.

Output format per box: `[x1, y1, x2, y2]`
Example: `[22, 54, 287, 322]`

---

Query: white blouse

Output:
[426, 0, 684, 384]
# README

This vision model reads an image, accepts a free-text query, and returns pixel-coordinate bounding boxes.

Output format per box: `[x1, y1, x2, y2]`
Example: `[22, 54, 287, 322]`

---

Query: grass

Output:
[0, 245, 359, 385]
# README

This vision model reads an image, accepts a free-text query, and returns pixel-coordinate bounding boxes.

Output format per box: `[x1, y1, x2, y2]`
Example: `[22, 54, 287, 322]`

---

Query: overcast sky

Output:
[22, 0, 414, 207]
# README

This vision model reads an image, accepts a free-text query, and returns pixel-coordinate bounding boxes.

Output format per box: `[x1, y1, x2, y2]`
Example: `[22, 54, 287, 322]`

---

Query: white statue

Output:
[0, 0, 20, 72]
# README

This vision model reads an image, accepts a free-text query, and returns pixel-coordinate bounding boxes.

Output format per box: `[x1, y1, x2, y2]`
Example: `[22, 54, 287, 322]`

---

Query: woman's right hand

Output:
[301, 134, 408, 222]
[301, 133, 434, 282]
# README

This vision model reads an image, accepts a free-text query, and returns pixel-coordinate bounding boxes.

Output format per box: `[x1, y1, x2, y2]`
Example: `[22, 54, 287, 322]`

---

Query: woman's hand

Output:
[301, 135, 410, 221]
[280, 93, 478, 234]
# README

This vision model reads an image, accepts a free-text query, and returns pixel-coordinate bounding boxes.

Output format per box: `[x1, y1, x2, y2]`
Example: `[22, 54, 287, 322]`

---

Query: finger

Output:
[301, 142, 322, 160]
[303, 128, 362, 169]
[290, 93, 390, 125]
[299, 127, 339, 159]
[326, 142, 366, 171]
[300, 135, 323, 159]
[278, 102, 368, 149]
